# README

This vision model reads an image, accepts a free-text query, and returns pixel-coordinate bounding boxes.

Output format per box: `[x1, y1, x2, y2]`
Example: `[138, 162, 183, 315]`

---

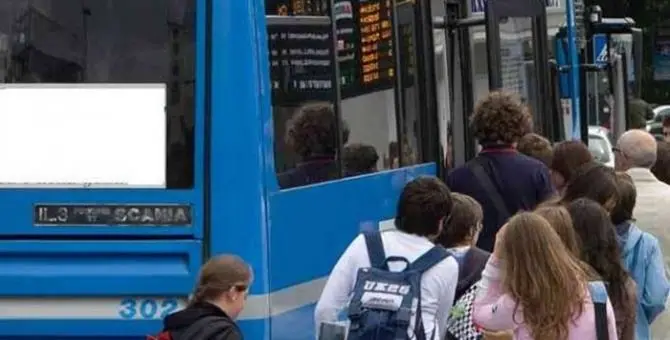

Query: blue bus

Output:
[0, 0, 590, 339]
[0, 0, 438, 339]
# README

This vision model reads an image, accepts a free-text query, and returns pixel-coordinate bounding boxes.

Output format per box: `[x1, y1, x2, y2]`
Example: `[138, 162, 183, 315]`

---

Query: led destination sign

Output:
[358, 0, 394, 88]
[34, 204, 192, 226]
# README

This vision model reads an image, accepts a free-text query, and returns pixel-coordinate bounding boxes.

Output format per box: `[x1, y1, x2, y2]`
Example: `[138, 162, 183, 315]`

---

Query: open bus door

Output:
[434, 0, 552, 167]
[485, 0, 552, 137]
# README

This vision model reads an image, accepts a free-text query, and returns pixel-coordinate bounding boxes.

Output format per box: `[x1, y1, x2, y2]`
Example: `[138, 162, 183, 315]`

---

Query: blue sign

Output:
[593, 34, 609, 65]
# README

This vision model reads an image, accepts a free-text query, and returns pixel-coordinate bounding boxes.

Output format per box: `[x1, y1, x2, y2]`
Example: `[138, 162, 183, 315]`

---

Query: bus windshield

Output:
[0, 0, 195, 189]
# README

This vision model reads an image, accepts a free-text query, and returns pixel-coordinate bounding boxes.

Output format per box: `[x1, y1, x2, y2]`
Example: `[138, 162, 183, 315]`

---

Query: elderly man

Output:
[615, 129, 670, 339]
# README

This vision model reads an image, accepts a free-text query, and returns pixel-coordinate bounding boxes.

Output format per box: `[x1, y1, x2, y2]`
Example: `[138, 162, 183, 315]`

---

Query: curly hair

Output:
[285, 102, 349, 159]
[470, 91, 533, 145]
[518, 133, 553, 166]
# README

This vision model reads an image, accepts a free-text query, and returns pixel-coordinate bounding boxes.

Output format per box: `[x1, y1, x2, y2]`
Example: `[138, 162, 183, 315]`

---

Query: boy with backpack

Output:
[314, 176, 459, 340]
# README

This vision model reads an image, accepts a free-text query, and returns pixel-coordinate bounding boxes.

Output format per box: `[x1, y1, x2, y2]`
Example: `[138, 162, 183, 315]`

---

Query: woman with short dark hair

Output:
[550, 140, 594, 194]
[561, 162, 619, 213]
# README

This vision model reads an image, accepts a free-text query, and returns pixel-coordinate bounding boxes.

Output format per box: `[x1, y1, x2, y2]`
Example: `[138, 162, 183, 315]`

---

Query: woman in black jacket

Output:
[157, 255, 252, 340]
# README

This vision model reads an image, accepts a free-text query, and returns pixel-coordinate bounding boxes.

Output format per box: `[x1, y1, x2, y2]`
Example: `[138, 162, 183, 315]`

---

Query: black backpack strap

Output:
[588, 281, 610, 340]
[409, 247, 448, 340]
[179, 315, 229, 340]
[466, 159, 511, 219]
[406, 246, 450, 274]
[363, 231, 388, 270]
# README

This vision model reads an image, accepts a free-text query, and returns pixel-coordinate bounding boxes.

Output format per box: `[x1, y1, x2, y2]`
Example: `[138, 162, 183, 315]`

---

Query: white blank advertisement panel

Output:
[0, 84, 166, 188]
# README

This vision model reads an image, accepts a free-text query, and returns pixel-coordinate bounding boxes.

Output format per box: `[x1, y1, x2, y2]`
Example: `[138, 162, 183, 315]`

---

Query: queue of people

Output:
[150, 90, 670, 340]
[314, 90, 670, 340]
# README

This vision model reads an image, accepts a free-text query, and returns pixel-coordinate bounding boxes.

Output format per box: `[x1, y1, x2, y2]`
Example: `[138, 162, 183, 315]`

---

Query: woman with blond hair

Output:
[473, 212, 618, 339]
[153, 255, 251, 340]
[534, 205, 581, 257]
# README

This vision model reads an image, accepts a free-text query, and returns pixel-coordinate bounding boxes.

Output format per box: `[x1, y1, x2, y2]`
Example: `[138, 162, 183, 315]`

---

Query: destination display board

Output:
[266, 0, 397, 104]
[34, 204, 192, 226]
[268, 23, 335, 104]
[357, 0, 395, 93]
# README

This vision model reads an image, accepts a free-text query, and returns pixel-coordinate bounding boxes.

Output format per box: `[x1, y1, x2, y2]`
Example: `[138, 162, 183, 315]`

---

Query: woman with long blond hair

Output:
[473, 212, 618, 339]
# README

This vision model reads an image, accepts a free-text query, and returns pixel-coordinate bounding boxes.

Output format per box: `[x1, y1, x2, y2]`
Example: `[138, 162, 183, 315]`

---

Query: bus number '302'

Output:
[118, 298, 182, 320]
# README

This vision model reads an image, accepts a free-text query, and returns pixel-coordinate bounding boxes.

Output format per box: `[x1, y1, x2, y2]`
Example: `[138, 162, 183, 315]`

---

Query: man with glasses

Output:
[615, 129, 670, 339]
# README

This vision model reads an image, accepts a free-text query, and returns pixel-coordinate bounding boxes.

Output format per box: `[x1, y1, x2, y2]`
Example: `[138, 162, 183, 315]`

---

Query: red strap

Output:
[147, 331, 172, 340]
[480, 147, 516, 154]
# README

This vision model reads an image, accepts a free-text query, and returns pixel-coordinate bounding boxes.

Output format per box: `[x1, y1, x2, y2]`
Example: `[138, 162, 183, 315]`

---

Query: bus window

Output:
[267, 0, 424, 189]
[0, 0, 195, 189]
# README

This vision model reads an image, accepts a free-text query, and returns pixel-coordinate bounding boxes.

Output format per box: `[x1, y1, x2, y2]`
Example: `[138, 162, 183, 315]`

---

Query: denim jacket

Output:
[617, 221, 670, 340]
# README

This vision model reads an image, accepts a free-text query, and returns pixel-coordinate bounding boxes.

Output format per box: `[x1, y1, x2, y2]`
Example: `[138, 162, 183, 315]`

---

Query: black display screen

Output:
[268, 23, 334, 104]
[266, 0, 397, 104]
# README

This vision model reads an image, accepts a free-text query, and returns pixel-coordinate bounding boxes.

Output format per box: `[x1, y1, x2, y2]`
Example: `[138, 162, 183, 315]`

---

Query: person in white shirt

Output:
[314, 176, 459, 340]
[615, 129, 670, 339]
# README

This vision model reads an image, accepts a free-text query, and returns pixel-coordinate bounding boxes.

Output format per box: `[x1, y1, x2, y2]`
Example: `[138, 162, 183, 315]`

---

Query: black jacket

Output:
[163, 302, 242, 340]
[455, 247, 490, 301]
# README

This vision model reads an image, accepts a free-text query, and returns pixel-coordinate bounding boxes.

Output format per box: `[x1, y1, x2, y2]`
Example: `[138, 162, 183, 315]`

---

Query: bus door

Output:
[583, 14, 637, 141]
[0, 1, 203, 337]
[433, 0, 483, 167]
[485, 0, 552, 137]
[436, 0, 552, 166]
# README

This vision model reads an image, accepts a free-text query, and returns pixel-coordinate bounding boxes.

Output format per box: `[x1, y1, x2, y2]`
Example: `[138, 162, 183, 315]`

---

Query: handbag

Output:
[445, 284, 482, 340]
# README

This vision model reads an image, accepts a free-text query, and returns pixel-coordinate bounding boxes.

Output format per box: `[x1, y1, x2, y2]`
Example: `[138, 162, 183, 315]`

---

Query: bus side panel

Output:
[0, 240, 200, 338]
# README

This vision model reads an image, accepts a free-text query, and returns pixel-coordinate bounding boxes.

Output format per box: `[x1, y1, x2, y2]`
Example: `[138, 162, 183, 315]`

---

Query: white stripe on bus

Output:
[0, 277, 327, 320]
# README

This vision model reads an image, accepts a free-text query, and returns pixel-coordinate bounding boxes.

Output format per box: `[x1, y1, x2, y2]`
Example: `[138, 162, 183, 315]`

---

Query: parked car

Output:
[588, 125, 615, 168]
[647, 105, 670, 141]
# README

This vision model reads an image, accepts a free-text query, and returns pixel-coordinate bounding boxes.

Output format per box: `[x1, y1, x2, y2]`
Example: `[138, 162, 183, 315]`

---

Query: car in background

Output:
[647, 105, 670, 140]
[588, 125, 615, 168]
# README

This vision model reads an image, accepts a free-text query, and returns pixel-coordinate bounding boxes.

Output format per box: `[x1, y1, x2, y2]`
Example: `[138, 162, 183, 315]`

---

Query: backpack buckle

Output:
[348, 302, 362, 320]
